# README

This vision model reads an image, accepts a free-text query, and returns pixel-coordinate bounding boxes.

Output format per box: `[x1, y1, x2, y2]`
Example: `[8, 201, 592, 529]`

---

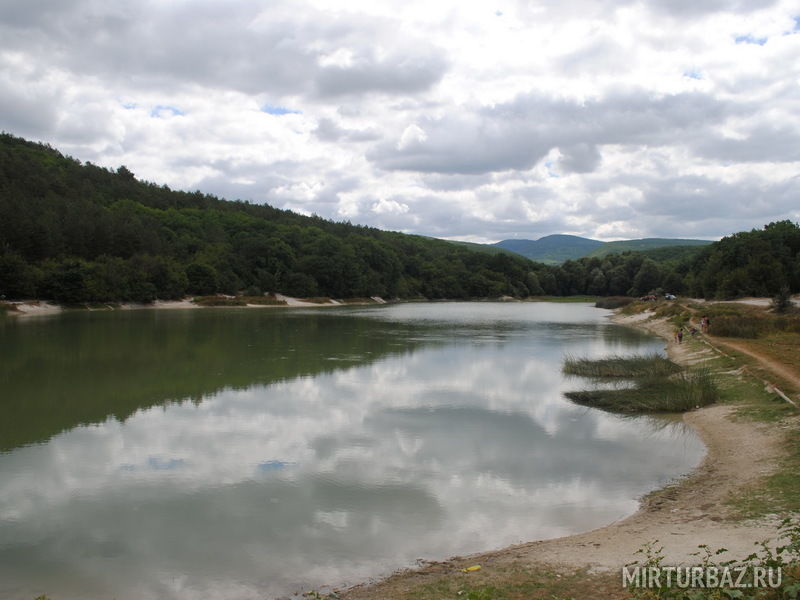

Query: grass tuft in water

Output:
[565, 369, 718, 413]
[563, 353, 682, 378]
[563, 352, 719, 413]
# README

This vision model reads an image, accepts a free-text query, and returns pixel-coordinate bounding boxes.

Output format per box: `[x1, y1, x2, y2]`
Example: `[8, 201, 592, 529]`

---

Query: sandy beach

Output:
[4, 296, 386, 317]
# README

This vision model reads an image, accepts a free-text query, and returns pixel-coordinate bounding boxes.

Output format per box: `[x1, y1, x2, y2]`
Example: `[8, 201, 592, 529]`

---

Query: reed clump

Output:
[563, 353, 682, 378]
[563, 354, 718, 413]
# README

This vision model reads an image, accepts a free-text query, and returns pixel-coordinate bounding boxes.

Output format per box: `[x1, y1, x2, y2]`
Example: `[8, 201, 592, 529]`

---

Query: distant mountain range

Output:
[491, 235, 713, 264]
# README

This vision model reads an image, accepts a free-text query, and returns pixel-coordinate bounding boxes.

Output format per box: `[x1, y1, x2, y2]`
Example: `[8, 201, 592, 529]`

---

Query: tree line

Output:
[0, 133, 798, 304]
[0, 134, 542, 303]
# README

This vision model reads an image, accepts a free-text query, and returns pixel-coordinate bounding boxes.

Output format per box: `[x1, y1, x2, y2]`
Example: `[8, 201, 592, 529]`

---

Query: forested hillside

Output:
[1, 133, 798, 304]
[585, 238, 711, 259]
[0, 134, 544, 302]
[684, 220, 800, 298]
[492, 234, 710, 264]
[493, 234, 603, 264]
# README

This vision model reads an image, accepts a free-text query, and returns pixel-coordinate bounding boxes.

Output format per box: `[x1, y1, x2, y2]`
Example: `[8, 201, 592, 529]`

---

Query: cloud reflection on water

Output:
[0, 304, 704, 600]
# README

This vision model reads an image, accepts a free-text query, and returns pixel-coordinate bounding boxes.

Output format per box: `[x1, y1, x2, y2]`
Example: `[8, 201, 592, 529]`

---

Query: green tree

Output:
[185, 263, 218, 295]
[628, 259, 661, 296]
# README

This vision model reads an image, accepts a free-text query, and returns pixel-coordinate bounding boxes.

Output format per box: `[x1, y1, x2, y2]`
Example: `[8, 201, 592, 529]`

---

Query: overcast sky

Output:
[2, 0, 799, 242]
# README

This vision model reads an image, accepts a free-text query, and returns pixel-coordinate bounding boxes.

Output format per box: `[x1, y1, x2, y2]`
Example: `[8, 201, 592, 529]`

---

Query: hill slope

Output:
[0, 133, 542, 303]
[493, 235, 603, 264]
[493, 235, 711, 264]
[586, 238, 712, 259]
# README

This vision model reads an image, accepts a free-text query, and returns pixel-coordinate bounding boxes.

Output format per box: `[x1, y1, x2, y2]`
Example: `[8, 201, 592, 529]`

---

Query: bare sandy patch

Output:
[8, 301, 63, 317]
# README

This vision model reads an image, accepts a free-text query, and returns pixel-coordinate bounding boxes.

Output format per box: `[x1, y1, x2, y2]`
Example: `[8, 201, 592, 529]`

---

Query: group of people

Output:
[674, 316, 711, 344]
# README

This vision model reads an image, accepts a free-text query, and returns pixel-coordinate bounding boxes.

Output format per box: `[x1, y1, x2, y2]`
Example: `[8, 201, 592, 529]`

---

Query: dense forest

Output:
[0, 133, 545, 302]
[0, 133, 798, 303]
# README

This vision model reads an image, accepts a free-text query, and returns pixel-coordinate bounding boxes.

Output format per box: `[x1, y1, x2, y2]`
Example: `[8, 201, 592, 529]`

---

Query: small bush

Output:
[772, 285, 793, 314]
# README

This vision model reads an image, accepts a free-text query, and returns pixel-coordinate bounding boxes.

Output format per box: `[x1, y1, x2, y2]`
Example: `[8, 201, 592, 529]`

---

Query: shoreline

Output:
[1, 296, 386, 317]
[339, 308, 786, 599]
[1, 295, 597, 318]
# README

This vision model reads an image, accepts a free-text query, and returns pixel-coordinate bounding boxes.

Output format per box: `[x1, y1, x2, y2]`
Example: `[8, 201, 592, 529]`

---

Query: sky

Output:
[1, 0, 799, 243]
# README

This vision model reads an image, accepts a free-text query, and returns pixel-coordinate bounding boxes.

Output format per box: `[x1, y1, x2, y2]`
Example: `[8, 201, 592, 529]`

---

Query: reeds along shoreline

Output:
[562, 353, 682, 378]
[562, 354, 719, 413]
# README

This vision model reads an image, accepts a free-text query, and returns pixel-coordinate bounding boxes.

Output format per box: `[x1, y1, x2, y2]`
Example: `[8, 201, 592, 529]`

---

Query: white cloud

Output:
[1, 0, 799, 242]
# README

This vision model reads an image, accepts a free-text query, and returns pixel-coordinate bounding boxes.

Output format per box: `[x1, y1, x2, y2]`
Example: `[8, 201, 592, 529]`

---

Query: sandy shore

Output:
[5, 296, 386, 317]
[341, 310, 787, 599]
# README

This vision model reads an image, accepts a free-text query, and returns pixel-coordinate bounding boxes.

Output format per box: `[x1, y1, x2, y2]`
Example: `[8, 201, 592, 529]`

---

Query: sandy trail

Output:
[705, 336, 800, 396]
[342, 311, 789, 599]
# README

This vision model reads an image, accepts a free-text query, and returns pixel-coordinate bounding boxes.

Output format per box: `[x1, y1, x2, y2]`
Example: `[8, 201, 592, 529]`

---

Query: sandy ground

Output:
[692, 295, 800, 307]
[5, 295, 387, 316]
[5, 301, 64, 316]
[341, 310, 790, 599]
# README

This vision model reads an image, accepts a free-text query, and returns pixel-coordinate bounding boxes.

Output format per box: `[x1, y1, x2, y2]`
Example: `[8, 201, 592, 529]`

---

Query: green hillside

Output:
[586, 238, 712, 259]
[493, 235, 711, 265]
[1, 133, 797, 305]
[0, 133, 543, 303]
[493, 235, 603, 264]
[637, 245, 709, 264]
[446, 240, 521, 257]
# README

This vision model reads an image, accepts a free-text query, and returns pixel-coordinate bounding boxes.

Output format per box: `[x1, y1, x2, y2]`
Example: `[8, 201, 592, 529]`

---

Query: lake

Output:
[0, 302, 704, 599]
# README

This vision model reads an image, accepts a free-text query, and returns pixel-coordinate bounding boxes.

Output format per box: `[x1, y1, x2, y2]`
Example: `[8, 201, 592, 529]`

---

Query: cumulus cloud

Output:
[369, 90, 734, 175]
[0, 0, 798, 242]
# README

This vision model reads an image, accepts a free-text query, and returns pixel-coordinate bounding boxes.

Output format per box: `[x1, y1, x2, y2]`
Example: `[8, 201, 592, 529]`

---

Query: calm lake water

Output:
[0, 302, 704, 600]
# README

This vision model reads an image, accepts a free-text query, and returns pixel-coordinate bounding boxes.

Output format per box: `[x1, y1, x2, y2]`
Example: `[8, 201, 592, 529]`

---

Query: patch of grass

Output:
[563, 354, 681, 378]
[620, 301, 652, 316]
[565, 369, 719, 413]
[299, 297, 335, 304]
[722, 374, 797, 422]
[354, 562, 627, 600]
[701, 304, 800, 338]
[654, 303, 692, 328]
[595, 296, 635, 309]
[709, 314, 768, 338]
[709, 353, 800, 517]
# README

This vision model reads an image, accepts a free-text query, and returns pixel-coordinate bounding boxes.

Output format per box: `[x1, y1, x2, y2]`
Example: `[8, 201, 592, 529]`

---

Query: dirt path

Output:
[341, 312, 787, 599]
[706, 336, 800, 396]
